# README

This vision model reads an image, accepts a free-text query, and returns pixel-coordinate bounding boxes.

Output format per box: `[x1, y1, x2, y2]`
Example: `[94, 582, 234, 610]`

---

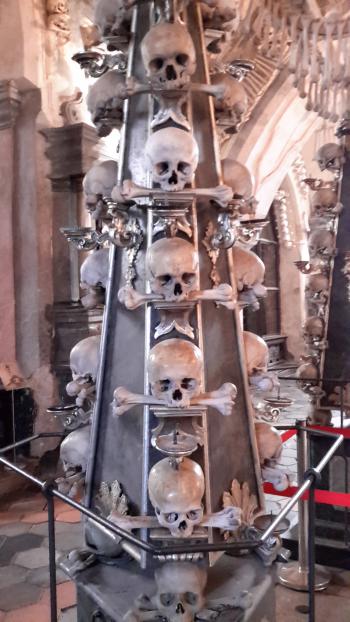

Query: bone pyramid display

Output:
[58, 1, 291, 618]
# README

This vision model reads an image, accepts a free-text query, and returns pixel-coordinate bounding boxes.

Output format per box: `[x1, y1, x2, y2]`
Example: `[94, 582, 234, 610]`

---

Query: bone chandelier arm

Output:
[125, 78, 227, 101]
[111, 180, 233, 208]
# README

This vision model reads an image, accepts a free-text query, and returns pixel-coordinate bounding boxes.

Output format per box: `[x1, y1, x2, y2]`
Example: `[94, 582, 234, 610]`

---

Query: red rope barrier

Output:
[265, 425, 350, 507]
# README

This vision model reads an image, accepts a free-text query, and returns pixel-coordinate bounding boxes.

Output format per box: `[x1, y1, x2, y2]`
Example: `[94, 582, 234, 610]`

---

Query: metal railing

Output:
[0, 426, 343, 622]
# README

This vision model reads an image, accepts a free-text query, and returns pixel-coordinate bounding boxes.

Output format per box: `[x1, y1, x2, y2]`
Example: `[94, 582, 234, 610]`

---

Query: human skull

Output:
[66, 335, 101, 398]
[83, 160, 118, 217]
[47, 0, 68, 12]
[148, 339, 203, 408]
[243, 331, 269, 376]
[232, 246, 265, 293]
[141, 22, 196, 90]
[308, 228, 334, 258]
[296, 362, 319, 381]
[80, 248, 110, 309]
[59, 425, 91, 479]
[87, 71, 126, 136]
[154, 562, 207, 622]
[146, 238, 198, 302]
[221, 158, 254, 199]
[306, 273, 329, 297]
[148, 458, 205, 537]
[145, 128, 199, 192]
[94, 0, 131, 37]
[211, 73, 248, 126]
[311, 188, 338, 215]
[255, 422, 282, 466]
[315, 143, 345, 172]
[201, 0, 240, 31]
[303, 316, 325, 339]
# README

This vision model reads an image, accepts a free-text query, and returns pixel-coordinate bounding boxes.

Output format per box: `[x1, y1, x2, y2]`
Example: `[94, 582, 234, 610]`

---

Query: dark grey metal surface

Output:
[86, 4, 151, 512]
[187, 4, 263, 515]
[322, 150, 350, 404]
[76, 555, 275, 622]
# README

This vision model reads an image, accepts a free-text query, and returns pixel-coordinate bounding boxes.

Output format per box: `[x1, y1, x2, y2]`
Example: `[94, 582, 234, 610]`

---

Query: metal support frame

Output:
[0, 426, 343, 622]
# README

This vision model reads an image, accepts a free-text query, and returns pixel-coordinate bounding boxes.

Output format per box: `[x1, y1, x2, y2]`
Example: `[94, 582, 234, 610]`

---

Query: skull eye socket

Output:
[150, 57, 164, 71]
[155, 162, 169, 176]
[158, 274, 172, 285]
[182, 272, 195, 284]
[176, 53, 189, 66]
[181, 378, 196, 390]
[177, 161, 191, 175]
[158, 379, 171, 392]
[187, 509, 202, 521]
[160, 593, 175, 607]
[185, 592, 198, 606]
[164, 512, 179, 524]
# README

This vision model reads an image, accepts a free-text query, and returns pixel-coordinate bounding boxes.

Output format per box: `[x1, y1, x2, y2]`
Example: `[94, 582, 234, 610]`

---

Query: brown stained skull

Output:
[146, 238, 198, 302]
[221, 158, 254, 199]
[145, 128, 199, 192]
[308, 228, 334, 259]
[303, 316, 325, 339]
[315, 143, 345, 172]
[311, 188, 338, 214]
[148, 339, 203, 408]
[154, 562, 207, 622]
[141, 22, 196, 90]
[211, 73, 248, 125]
[148, 458, 205, 537]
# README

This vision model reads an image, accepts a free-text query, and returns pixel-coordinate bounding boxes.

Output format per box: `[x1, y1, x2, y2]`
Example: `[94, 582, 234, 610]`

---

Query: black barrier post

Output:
[45, 485, 58, 622]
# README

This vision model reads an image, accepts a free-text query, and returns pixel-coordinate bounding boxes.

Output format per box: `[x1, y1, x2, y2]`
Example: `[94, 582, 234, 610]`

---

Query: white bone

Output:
[261, 465, 291, 492]
[118, 285, 162, 310]
[147, 238, 198, 303]
[113, 387, 165, 416]
[192, 382, 237, 416]
[201, 506, 241, 530]
[288, 15, 301, 74]
[111, 180, 233, 208]
[190, 283, 237, 309]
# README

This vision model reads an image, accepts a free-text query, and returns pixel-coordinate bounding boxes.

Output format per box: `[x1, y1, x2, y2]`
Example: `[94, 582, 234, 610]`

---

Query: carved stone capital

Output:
[40, 123, 99, 189]
[0, 80, 21, 129]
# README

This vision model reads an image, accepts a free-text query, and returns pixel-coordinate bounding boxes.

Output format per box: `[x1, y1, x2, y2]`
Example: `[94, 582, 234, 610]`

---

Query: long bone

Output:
[112, 179, 233, 208]
[118, 283, 236, 310]
[113, 383, 236, 417]
[109, 505, 241, 532]
[330, 19, 346, 122]
[288, 15, 301, 75]
[321, 14, 337, 118]
[307, 19, 322, 111]
[298, 17, 312, 99]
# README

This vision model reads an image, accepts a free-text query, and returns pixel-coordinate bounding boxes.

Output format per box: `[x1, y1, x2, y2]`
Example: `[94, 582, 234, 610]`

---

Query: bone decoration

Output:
[111, 179, 233, 208]
[94, 0, 132, 39]
[141, 21, 196, 91]
[56, 424, 91, 498]
[80, 248, 110, 309]
[211, 72, 248, 130]
[113, 337, 237, 416]
[145, 128, 199, 192]
[232, 245, 266, 310]
[87, 70, 129, 136]
[315, 143, 345, 173]
[66, 335, 101, 408]
[83, 160, 118, 219]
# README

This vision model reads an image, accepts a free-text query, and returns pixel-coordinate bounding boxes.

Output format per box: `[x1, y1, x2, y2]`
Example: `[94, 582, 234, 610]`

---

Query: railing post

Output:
[277, 420, 330, 593]
[44, 484, 58, 622]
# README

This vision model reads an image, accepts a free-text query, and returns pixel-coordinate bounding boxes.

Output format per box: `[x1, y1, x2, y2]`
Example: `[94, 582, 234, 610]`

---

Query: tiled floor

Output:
[0, 379, 349, 621]
[0, 491, 80, 621]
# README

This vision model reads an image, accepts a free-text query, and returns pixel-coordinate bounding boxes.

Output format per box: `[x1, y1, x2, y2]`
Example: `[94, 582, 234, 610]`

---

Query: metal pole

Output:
[277, 420, 330, 591]
[308, 482, 316, 622]
[46, 489, 58, 622]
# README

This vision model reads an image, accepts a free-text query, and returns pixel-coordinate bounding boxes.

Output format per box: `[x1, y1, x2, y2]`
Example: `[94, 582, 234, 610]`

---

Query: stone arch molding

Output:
[230, 71, 323, 219]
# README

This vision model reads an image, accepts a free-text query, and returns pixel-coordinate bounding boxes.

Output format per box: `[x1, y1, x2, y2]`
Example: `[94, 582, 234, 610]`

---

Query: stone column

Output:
[0, 80, 23, 388]
[41, 123, 102, 392]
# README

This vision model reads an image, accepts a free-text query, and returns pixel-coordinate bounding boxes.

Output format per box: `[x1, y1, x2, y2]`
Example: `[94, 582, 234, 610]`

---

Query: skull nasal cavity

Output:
[173, 389, 183, 401]
[176, 603, 185, 615]
[168, 171, 178, 185]
[174, 283, 183, 296]
[166, 64, 177, 80]
[179, 521, 187, 531]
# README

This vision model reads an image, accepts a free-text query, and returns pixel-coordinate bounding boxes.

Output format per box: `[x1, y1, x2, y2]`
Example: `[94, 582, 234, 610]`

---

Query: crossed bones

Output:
[113, 382, 237, 418]
[118, 283, 237, 311]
